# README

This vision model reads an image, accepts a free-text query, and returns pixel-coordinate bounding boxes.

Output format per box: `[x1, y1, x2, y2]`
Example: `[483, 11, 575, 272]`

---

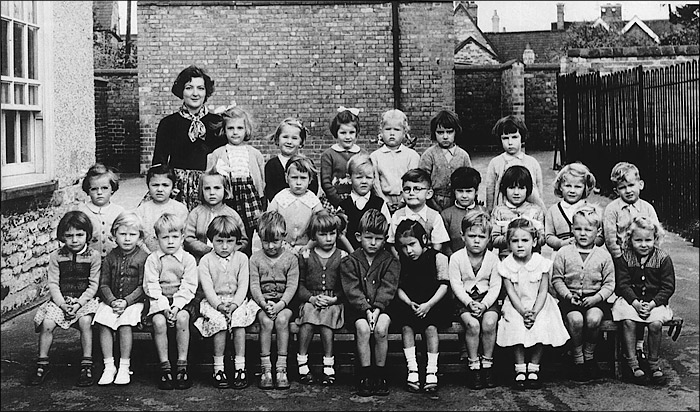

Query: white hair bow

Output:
[337, 106, 363, 116]
[210, 101, 237, 115]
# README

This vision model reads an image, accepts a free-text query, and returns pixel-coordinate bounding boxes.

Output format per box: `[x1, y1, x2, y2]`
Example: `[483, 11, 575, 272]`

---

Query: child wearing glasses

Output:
[387, 168, 450, 259]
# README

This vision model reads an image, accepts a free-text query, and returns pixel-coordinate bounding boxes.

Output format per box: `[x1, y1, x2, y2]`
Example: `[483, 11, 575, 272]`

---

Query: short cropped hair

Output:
[308, 212, 343, 239]
[505, 217, 538, 244]
[357, 209, 389, 236]
[554, 162, 597, 199]
[198, 167, 232, 204]
[57, 210, 93, 244]
[401, 168, 432, 188]
[220, 106, 254, 142]
[257, 211, 287, 242]
[395, 219, 429, 248]
[154, 212, 184, 236]
[146, 164, 177, 185]
[624, 215, 665, 250]
[451, 166, 481, 191]
[111, 211, 145, 239]
[461, 210, 492, 236]
[492, 115, 528, 143]
[330, 109, 361, 139]
[269, 117, 308, 147]
[346, 153, 374, 176]
[171, 65, 214, 102]
[206, 215, 242, 241]
[430, 110, 462, 141]
[379, 109, 410, 134]
[285, 155, 317, 180]
[610, 162, 641, 185]
[82, 163, 119, 194]
[571, 205, 603, 230]
[499, 165, 533, 198]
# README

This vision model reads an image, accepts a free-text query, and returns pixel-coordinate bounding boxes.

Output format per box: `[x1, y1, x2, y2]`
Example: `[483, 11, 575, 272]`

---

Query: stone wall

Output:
[525, 64, 559, 150]
[563, 45, 700, 74]
[137, 1, 454, 172]
[1, 2, 95, 318]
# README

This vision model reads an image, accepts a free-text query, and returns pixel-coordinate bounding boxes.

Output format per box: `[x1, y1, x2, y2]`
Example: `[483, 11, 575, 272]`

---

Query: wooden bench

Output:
[131, 316, 683, 379]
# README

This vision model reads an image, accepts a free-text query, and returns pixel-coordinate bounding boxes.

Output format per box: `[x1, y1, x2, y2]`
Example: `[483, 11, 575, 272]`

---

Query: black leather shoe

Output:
[482, 367, 498, 388]
[231, 369, 249, 389]
[357, 377, 373, 397]
[513, 372, 526, 390]
[467, 368, 484, 389]
[213, 370, 230, 389]
[158, 370, 174, 390]
[28, 364, 50, 386]
[76, 364, 95, 387]
[373, 377, 390, 396]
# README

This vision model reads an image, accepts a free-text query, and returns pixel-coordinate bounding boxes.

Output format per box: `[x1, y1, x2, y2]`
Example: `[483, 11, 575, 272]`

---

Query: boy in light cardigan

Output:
[143, 213, 198, 390]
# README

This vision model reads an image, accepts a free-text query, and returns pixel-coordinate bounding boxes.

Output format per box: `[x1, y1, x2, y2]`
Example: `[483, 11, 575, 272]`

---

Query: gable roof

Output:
[454, 36, 500, 64]
[454, 2, 497, 55]
[484, 30, 566, 63]
[621, 16, 660, 43]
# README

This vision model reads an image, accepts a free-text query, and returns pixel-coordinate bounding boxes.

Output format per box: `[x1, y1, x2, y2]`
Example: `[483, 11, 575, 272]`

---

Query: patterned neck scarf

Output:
[179, 104, 209, 142]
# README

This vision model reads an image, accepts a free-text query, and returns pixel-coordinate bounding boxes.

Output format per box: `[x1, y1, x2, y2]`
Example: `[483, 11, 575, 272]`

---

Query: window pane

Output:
[20, 111, 29, 162]
[1, 19, 8, 76]
[28, 26, 36, 79]
[13, 22, 23, 78]
[28, 84, 37, 104]
[1, 82, 9, 103]
[5, 110, 16, 163]
[1, 2, 9, 17]
[14, 83, 24, 104]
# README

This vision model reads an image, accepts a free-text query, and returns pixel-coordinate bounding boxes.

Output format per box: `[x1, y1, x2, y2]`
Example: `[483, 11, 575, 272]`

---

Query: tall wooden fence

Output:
[557, 60, 699, 230]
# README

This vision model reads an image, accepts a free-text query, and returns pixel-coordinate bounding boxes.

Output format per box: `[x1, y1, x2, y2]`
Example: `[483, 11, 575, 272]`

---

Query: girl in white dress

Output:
[496, 218, 570, 390]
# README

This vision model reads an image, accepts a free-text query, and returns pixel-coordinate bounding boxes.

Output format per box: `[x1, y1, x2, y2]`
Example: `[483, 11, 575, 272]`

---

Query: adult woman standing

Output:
[151, 65, 226, 210]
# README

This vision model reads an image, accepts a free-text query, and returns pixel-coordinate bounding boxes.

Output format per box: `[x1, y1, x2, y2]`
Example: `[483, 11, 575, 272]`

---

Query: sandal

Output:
[28, 365, 50, 386]
[321, 372, 336, 386]
[525, 371, 542, 389]
[406, 369, 420, 393]
[649, 367, 665, 385]
[423, 372, 438, 394]
[513, 372, 527, 390]
[298, 362, 314, 384]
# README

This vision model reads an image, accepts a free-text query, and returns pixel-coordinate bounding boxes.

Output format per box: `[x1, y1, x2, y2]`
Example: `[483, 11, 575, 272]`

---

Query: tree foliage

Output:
[562, 22, 656, 49]
[660, 4, 699, 45]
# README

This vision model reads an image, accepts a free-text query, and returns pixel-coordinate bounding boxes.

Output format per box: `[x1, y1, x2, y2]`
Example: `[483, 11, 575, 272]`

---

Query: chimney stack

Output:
[492, 10, 500, 33]
[556, 3, 565, 31]
[601, 3, 622, 24]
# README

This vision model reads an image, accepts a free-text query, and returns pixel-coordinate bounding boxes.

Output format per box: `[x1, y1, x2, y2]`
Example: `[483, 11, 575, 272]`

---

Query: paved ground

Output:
[1, 151, 698, 411]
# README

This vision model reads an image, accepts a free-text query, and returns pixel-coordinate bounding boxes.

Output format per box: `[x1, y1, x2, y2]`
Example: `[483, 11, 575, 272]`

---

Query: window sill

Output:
[1, 176, 57, 202]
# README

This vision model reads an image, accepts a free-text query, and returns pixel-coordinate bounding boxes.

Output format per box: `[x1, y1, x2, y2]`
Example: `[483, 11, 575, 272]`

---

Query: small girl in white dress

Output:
[496, 218, 570, 390]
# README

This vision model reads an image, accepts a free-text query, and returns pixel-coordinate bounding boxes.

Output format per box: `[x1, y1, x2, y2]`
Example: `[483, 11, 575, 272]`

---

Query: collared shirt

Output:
[351, 191, 371, 210]
[370, 144, 420, 200]
[277, 154, 291, 169]
[330, 143, 361, 153]
[603, 197, 659, 258]
[143, 247, 198, 314]
[442, 146, 456, 163]
[388, 205, 450, 245]
[559, 199, 586, 222]
[77, 201, 125, 258]
[484, 152, 543, 213]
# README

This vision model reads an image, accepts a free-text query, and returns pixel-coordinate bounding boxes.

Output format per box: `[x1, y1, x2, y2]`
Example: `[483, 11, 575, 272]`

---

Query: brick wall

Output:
[455, 67, 502, 150]
[95, 70, 140, 173]
[137, 1, 454, 172]
[525, 64, 559, 150]
[564, 45, 700, 75]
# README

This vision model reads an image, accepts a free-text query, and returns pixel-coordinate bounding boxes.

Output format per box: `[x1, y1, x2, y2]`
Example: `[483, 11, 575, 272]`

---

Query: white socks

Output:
[323, 356, 335, 376]
[404, 346, 418, 371]
[213, 355, 225, 374]
[297, 354, 310, 375]
[234, 355, 246, 371]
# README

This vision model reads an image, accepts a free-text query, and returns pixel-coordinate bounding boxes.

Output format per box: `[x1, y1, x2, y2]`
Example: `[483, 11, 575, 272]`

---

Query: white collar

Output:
[350, 191, 371, 202]
[83, 201, 113, 214]
[156, 248, 185, 262]
[275, 188, 319, 209]
[560, 199, 586, 210]
[403, 205, 429, 221]
[331, 143, 361, 153]
[454, 201, 476, 210]
[503, 151, 525, 161]
[504, 200, 526, 210]
[379, 144, 405, 153]
[442, 146, 456, 155]
[502, 252, 545, 273]
[277, 154, 291, 167]
[621, 200, 641, 211]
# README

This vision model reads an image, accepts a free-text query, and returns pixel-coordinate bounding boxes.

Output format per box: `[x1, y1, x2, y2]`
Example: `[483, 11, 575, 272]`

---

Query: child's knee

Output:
[355, 321, 370, 340]
[462, 315, 480, 333]
[175, 311, 190, 328]
[482, 314, 499, 332]
[152, 314, 167, 332]
[40, 319, 56, 334]
[648, 321, 663, 334]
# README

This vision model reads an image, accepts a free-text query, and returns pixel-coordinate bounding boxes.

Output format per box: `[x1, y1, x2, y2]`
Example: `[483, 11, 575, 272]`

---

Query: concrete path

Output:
[1, 151, 697, 411]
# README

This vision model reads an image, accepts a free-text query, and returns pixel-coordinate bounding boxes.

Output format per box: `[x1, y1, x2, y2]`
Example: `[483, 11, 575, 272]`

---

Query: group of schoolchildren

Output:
[28, 107, 676, 397]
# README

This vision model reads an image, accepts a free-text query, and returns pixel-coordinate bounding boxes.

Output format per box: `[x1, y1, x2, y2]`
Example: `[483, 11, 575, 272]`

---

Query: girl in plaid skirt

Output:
[207, 106, 265, 256]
